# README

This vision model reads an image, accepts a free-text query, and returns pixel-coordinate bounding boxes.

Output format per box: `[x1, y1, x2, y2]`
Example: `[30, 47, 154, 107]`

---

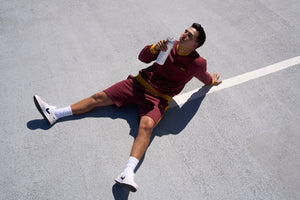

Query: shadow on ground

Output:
[27, 86, 210, 199]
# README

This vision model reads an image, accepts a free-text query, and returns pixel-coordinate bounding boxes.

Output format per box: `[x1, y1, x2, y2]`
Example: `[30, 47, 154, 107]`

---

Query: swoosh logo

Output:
[46, 108, 50, 114]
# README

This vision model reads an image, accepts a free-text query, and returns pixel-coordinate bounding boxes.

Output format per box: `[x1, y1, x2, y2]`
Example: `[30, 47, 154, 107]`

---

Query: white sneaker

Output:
[33, 95, 57, 125]
[114, 172, 138, 192]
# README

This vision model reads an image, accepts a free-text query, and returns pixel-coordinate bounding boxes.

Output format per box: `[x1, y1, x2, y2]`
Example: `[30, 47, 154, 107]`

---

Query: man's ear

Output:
[193, 42, 199, 48]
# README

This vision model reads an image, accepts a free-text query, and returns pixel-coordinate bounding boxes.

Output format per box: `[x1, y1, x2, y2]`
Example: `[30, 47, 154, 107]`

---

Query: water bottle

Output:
[156, 37, 175, 65]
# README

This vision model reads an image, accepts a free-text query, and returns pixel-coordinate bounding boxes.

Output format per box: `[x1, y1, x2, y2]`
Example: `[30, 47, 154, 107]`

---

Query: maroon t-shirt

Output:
[138, 40, 212, 97]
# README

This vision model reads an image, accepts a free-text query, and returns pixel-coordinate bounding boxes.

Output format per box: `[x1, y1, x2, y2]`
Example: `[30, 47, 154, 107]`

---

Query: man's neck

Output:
[177, 44, 193, 56]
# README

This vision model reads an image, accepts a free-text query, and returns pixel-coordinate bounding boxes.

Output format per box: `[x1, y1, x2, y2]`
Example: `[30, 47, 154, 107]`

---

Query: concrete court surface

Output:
[1, 0, 300, 199]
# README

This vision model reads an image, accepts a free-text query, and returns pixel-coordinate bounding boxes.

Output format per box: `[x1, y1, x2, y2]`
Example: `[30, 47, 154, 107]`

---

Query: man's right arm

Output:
[138, 45, 159, 64]
[138, 40, 168, 64]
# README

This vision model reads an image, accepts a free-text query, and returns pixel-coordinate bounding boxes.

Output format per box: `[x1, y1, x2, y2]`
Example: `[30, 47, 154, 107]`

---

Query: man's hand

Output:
[212, 73, 222, 85]
[155, 40, 168, 52]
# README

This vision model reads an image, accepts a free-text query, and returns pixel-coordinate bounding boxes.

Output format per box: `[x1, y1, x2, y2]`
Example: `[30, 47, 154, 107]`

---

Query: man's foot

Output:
[33, 95, 57, 125]
[114, 172, 138, 192]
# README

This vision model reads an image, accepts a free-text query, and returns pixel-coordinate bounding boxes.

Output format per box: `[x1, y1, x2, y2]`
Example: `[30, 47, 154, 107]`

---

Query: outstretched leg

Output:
[33, 91, 114, 125]
[71, 91, 115, 115]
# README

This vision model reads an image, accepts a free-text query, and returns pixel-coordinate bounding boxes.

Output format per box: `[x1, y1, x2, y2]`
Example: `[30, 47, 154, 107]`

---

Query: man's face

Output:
[179, 27, 199, 50]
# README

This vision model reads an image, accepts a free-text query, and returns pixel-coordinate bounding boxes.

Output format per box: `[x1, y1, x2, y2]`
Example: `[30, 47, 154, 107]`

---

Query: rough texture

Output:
[1, 0, 299, 199]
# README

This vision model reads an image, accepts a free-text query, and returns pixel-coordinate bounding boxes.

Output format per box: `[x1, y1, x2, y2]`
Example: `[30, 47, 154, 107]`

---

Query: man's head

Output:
[191, 23, 206, 48]
[178, 23, 206, 53]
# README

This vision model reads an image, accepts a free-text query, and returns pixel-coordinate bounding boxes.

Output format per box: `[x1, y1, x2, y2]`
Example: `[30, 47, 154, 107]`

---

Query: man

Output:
[33, 23, 222, 192]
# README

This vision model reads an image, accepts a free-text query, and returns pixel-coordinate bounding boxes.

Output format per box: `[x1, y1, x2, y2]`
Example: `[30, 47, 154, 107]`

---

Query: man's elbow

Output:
[138, 56, 151, 64]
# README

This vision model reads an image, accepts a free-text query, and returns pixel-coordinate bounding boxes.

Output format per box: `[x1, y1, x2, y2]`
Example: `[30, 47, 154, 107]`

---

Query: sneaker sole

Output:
[33, 96, 51, 125]
[114, 179, 137, 192]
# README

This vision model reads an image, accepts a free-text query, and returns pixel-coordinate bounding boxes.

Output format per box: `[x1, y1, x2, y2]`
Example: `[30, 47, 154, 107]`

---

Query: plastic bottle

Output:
[156, 37, 175, 65]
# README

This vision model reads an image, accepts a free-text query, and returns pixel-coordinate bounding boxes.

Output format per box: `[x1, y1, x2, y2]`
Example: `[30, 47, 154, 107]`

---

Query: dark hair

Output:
[191, 23, 206, 48]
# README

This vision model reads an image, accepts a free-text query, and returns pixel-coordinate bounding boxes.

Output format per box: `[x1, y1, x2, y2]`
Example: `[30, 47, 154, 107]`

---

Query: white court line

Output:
[171, 56, 300, 107]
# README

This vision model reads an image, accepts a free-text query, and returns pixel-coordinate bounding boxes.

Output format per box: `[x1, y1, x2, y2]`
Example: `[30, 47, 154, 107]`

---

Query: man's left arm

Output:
[194, 59, 222, 85]
[210, 73, 222, 85]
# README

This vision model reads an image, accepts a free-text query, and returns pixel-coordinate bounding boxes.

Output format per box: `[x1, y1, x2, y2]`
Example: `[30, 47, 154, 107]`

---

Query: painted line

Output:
[170, 56, 300, 107]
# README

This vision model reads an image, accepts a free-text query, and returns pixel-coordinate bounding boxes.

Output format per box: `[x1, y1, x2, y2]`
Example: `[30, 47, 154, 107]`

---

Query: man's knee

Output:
[139, 116, 155, 133]
[91, 91, 113, 106]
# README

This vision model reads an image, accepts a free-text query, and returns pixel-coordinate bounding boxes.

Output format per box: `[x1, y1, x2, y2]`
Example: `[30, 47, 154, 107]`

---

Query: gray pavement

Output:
[1, 0, 300, 199]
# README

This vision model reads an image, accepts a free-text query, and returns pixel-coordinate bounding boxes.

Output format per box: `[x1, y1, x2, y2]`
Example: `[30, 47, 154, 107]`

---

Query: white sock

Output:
[54, 106, 73, 119]
[124, 156, 139, 175]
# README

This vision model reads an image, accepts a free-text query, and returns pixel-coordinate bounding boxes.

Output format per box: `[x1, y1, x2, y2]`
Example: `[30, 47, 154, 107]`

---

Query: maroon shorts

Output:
[103, 75, 169, 124]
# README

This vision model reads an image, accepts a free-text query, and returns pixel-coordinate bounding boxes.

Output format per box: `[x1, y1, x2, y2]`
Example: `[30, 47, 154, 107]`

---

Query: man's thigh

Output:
[103, 75, 137, 107]
[137, 93, 169, 125]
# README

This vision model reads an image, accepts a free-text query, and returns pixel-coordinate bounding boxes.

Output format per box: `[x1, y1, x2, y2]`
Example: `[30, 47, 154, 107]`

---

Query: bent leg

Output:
[116, 115, 155, 188]
[71, 91, 115, 115]
[129, 115, 156, 160]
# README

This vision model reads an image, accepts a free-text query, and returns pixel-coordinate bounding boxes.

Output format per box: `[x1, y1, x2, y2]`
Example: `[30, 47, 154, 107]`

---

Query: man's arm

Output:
[197, 71, 222, 86]
[194, 59, 222, 85]
[138, 40, 168, 64]
[138, 45, 159, 63]
[211, 73, 222, 85]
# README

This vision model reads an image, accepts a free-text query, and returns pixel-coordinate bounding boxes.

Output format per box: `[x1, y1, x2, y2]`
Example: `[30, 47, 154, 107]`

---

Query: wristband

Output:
[211, 79, 215, 85]
[150, 45, 159, 54]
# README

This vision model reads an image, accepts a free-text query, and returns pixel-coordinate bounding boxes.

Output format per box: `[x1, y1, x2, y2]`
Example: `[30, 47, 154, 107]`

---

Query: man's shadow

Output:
[27, 86, 211, 199]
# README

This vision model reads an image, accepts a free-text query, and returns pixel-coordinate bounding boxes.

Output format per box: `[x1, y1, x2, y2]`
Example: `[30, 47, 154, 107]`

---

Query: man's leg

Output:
[115, 116, 155, 192]
[34, 91, 114, 125]
[70, 91, 115, 115]
[130, 115, 155, 160]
